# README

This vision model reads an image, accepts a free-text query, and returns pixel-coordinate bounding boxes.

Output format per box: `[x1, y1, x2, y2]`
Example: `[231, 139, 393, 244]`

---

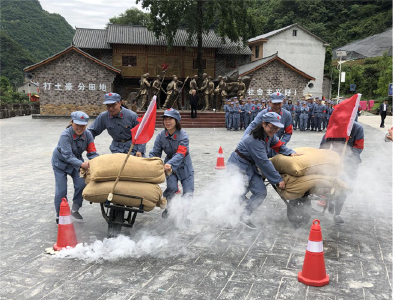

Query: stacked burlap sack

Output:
[82, 154, 166, 211]
[270, 147, 347, 200]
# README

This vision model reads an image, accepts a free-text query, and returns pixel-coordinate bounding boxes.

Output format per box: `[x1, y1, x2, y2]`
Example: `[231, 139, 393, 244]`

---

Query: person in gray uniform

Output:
[88, 93, 146, 156]
[294, 100, 302, 130]
[149, 108, 194, 220]
[299, 101, 309, 131]
[232, 101, 241, 131]
[320, 121, 364, 224]
[244, 98, 252, 128]
[52, 111, 99, 223]
[307, 97, 315, 131]
[312, 98, 325, 132]
[228, 112, 299, 229]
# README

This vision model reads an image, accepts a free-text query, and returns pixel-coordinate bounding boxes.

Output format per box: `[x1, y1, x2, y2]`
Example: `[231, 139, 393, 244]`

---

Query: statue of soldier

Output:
[140, 73, 151, 110]
[207, 76, 215, 110]
[188, 75, 199, 110]
[199, 73, 209, 110]
[215, 75, 228, 111]
[162, 75, 178, 109]
[152, 75, 162, 109]
[237, 77, 246, 101]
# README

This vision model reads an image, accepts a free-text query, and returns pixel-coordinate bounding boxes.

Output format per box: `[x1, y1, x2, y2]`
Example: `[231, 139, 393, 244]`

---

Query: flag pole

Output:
[107, 144, 135, 202]
[107, 96, 157, 202]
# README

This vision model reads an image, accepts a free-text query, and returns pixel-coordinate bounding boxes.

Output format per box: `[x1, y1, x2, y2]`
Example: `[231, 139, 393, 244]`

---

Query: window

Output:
[255, 46, 259, 58]
[193, 58, 206, 69]
[122, 56, 137, 66]
[225, 57, 237, 69]
[293, 30, 297, 37]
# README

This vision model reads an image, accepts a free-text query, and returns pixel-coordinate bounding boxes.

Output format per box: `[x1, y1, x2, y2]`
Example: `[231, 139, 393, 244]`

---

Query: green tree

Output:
[108, 7, 150, 27]
[136, 0, 256, 77]
[375, 52, 393, 97]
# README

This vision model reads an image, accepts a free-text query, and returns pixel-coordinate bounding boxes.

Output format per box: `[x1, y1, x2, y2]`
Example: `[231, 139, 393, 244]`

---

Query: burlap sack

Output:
[87, 154, 165, 184]
[82, 181, 163, 212]
[270, 147, 342, 177]
[277, 174, 347, 200]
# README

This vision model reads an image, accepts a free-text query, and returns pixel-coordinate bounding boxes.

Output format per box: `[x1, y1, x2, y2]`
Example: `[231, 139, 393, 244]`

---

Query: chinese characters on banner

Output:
[41, 82, 107, 92]
[247, 88, 297, 97]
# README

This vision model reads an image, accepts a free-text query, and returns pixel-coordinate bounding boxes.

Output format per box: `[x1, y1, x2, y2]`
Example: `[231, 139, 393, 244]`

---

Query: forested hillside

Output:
[0, 0, 74, 86]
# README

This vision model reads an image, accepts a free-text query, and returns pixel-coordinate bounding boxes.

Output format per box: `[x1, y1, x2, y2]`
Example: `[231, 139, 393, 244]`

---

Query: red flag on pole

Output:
[131, 96, 157, 145]
[325, 93, 362, 140]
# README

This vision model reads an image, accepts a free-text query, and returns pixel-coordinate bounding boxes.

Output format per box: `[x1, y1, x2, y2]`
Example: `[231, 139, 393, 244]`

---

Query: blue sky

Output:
[40, 0, 146, 29]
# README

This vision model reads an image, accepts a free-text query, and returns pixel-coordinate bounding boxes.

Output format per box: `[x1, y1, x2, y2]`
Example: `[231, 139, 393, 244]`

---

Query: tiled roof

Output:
[248, 23, 328, 44]
[224, 52, 315, 80]
[72, 25, 251, 55]
[24, 46, 120, 73]
[73, 28, 111, 49]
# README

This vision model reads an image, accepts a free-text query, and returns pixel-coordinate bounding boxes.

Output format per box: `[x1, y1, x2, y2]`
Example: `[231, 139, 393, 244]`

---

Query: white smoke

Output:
[56, 170, 248, 262]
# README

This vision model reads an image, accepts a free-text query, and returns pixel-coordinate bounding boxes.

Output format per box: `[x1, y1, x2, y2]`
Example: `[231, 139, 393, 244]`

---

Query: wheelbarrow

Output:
[99, 193, 145, 238]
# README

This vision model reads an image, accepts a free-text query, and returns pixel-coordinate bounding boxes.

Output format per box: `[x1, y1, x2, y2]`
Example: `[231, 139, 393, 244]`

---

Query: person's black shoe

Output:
[239, 216, 257, 229]
[56, 217, 59, 224]
[162, 209, 169, 219]
[333, 214, 344, 224]
[71, 210, 83, 220]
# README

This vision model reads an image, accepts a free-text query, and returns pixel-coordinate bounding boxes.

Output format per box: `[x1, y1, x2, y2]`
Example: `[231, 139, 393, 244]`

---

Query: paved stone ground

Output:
[0, 115, 392, 300]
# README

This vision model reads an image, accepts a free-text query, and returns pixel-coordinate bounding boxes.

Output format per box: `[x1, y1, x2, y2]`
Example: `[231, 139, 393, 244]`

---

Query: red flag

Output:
[131, 96, 157, 145]
[325, 93, 362, 140]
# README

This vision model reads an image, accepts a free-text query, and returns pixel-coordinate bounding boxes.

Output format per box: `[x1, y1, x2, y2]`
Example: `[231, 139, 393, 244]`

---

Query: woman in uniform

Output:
[228, 112, 300, 229]
[149, 108, 194, 219]
[52, 111, 98, 223]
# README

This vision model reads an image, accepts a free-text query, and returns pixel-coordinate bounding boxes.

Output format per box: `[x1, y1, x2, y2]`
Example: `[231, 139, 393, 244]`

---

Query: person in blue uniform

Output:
[294, 100, 302, 130]
[149, 108, 194, 219]
[312, 98, 325, 132]
[321, 100, 328, 130]
[239, 100, 245, 130]
[228, 112, 299, 229]
[251, 99, 258, 121]
[232, 101, 241, 131]
[320, 121, 364, 224]
[88, 93, 146, 156]
[307, 97, 315, 131]
[244, 98, 252, 129]
[299, 101, 309, 131]
[245, 92, 293, 157]
[326, 100, 334, 125]
[52, 111, 99, 223]
[224, 99, 230, 129]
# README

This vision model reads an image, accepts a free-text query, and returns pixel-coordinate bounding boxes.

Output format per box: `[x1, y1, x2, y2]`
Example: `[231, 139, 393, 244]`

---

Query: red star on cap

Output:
[161, 62, 169, 71]
[166, 108, 171, 111]
[277, 116, 280, 120]
[81, 116, 84, 119]
[277, 92, 279, 95]
[108, 93, 112, 96]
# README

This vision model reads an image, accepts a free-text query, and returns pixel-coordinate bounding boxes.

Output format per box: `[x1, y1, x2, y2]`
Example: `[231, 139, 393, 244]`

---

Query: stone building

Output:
[248, 23, 328, 98]
[24, 46, 120, 116]
[224, 53, 315, 99]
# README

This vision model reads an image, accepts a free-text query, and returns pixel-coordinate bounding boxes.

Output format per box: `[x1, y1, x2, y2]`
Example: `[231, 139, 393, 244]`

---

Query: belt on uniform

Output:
[235, 149, 254, 164]
[114, 138, 132, 143]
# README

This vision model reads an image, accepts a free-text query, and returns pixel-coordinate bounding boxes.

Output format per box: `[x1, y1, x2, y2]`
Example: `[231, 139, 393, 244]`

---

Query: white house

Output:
[17, 81, 39, 95]
[248, 24, 329, 98]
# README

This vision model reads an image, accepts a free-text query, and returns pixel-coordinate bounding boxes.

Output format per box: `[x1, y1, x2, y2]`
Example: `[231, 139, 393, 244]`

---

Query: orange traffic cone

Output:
[215, 146, 226, 169]
[53, 198, 77, 251]
[298, 219, 329, 287]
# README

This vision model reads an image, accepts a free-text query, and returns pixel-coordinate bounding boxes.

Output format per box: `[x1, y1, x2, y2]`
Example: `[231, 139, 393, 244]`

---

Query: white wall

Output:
[262, 26, 326, 98]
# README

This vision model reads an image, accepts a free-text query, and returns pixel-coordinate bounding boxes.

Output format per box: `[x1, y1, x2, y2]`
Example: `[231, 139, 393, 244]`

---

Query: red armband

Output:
[353, 138, 364, 150]
[285, 124, 293, 135]
[176, 145, 188, 157]
[271, 140, 284, 153]
[86, 142, 97, 153]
